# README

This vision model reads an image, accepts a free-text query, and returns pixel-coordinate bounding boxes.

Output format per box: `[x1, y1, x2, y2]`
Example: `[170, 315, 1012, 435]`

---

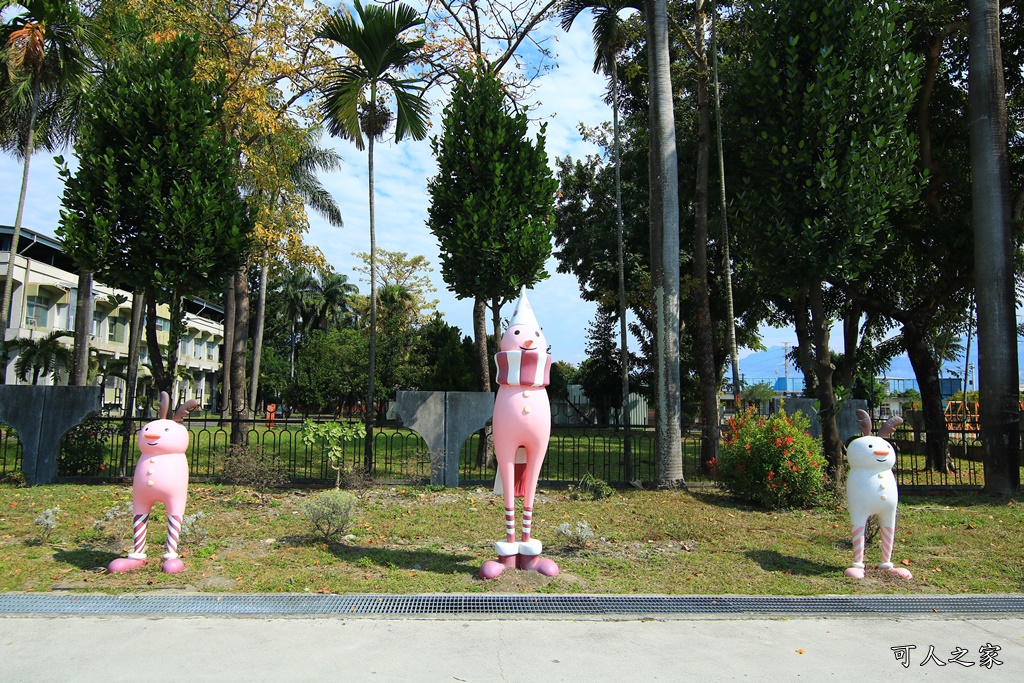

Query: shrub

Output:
[219, 445, 289, 491]
[58, 418, 108, 476]
[180, 511, 209, 546]
[556, 520, 595, 548]
[569, 472, 614, 501]
[34, 506, 60, 542]
[302, 489, 357, 543]
[93, 502, 133, 538]
[711, 406, 827, 509]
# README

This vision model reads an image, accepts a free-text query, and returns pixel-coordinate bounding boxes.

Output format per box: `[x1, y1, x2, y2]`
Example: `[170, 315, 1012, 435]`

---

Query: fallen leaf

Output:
[901, 559, 912, 566]
[796, 649, 805, 655]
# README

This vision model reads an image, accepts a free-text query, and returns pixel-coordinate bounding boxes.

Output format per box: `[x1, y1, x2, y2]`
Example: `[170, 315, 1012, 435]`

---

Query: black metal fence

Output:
[0, 412, 1013, 490]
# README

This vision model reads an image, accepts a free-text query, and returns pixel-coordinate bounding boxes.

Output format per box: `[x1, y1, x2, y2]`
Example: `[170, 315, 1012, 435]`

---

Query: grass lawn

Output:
[1, 482, 1021, 596]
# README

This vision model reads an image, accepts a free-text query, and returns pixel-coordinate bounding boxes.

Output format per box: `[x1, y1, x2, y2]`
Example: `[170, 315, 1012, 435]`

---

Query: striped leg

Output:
[129, 514, 149, 559]
[521, 508, 532, 543]
[164, 514, 182, 560]
[108, 514, 149, 572]
[844, 524, 866, 578]
[161, 514, 186, 574]
[879, 525, 912, 579]
[505, 507, 516, 544]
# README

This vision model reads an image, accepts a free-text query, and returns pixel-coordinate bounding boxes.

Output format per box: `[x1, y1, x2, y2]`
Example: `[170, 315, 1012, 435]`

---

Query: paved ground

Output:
[2, 610, 1022, 681]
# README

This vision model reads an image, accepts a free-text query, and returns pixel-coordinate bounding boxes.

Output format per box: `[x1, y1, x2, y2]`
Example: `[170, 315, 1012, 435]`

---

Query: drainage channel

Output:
[2, 593, 1024, 617]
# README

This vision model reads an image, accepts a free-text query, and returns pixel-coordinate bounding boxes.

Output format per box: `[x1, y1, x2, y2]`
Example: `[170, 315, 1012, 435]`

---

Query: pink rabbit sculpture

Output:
[108, 392, 200, 575]
[844, 409, 912, 580]
[481, 287, 559, 579]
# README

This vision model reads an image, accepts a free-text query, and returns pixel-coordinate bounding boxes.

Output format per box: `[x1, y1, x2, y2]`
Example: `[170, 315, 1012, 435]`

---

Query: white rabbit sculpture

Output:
[108, 392, 200, 575]
[844, 409, 912, 580]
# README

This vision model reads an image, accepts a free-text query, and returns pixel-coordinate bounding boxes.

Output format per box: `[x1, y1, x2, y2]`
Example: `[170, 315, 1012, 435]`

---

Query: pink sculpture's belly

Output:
[131, 453, 189, 516]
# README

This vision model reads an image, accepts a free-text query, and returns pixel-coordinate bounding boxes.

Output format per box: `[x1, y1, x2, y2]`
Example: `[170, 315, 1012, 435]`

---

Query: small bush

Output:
[556, 520, 595, 548]
[92, 502, 133, 538]
[219, 445, 289, 491]
[58, 418, 108, 476]
[34, 506, 60, 542]
[302, 490, 357, 543]
[569, 472, 614, 501]
[180, 510, 209, 546]
[711, 406, 827, 509]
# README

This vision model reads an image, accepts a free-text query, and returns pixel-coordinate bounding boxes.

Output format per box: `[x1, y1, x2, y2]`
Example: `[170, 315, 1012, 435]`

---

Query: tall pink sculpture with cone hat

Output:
[481, 287, 559, 578]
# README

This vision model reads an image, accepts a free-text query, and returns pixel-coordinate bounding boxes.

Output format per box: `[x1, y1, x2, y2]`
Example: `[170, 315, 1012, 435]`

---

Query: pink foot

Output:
[162, 558, 185, 574]
[480, 554, 516, 579]
[844, 566, 865, 579]
[518, 554, 560, 577]
[887, 566, 913, 580]
[107, 557, 147, 574]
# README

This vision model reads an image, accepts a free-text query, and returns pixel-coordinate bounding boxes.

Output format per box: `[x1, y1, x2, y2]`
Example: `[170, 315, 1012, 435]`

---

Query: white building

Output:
[2, 225, 224, 410]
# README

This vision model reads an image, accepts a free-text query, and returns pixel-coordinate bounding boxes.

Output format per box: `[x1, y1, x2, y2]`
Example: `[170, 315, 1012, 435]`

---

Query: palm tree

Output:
[645, 0, 683, 487]
[249, 127, 345, 410]
[278, 266, 317, 379]
[0, 1, 92, 351]
[560, 0, 640, 480]
[7, 329, 72, 384]
[318, 0, 429, 474]
[968, 0, 1020, 494]
[309, 269, 358, 332]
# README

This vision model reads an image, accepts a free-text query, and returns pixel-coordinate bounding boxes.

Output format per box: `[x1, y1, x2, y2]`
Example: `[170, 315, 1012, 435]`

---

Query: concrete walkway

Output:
[2, 605, 1022, 681]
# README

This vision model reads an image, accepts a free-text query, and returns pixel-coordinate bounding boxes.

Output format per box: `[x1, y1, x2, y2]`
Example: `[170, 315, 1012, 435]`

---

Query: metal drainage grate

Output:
[2, 593, 1024, 616]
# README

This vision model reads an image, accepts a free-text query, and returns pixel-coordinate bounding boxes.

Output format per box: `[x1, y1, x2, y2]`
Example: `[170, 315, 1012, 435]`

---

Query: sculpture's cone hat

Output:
[509, 286, 539, 329]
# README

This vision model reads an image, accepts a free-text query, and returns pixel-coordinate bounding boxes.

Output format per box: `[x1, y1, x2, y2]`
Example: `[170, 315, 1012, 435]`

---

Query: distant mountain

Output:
[737, 341, 1023, 389]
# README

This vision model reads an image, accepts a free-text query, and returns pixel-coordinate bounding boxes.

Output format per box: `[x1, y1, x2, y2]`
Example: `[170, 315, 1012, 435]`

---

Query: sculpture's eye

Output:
[514, 330, 520, 335]
[165, 428, 170, 433]
[535, 331, 540, 337]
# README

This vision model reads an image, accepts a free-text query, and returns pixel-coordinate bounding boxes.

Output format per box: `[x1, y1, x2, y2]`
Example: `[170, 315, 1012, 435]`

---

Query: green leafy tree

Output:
[56, 35, 252, 397]
[427, 64, 557, 394]
[416, 313, 475, 392]
[318, 0, 429, 473]
[730, 0, 922, 480]
[578, 309, 625, 426]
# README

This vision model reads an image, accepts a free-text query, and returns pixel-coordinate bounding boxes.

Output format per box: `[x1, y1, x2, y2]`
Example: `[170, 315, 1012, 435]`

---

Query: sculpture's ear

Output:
[173, 399, 201, 423]
[856, 409, 872, 436]
[158, 392, 170, 420]
[878, 416, 904, 440]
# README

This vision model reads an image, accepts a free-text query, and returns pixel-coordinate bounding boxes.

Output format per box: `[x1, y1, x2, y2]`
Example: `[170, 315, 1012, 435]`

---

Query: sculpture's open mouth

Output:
[876, 458, 887, 462]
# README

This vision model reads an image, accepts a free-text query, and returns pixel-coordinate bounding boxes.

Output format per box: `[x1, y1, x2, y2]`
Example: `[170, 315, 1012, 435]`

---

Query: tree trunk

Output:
[118, 291, 145, 477]
[230, 265, 250, 447]
[220, 277, 235, 421]
[711, 6, 741, 408]
[473, 294, 493, 468]
[969, 0, 1021, 494]
[364, 134, 378, 475]
[793, 286, 818, 397]
[249, 251, 270, 411]
[903, 320, 951, 473]
[693, 1, 717, 476]
[646, 0, 684, 487]
[0, 87, 39, 355]
[612, 56, 633, 481]
[808, 279, 843, 483]
[71, 269, 93, 386]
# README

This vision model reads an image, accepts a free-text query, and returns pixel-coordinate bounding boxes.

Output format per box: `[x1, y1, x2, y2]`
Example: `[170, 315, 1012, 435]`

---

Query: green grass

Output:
[1, 482, 1021, 595]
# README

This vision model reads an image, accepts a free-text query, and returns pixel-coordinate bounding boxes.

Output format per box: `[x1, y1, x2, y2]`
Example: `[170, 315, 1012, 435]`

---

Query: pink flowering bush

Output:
[710, 406, 827, 509]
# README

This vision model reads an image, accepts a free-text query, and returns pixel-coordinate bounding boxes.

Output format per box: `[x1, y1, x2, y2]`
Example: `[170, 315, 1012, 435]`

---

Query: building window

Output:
[207, 341, 216, 361]
[108, 315, 127, 344]
[92, 311, 103, 337]
[156, 317, 171, 333]
[25, 295, 49, 328]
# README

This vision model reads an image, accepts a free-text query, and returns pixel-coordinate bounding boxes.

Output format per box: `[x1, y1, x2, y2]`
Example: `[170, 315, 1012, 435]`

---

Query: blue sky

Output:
[1, 10, 806, 367]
